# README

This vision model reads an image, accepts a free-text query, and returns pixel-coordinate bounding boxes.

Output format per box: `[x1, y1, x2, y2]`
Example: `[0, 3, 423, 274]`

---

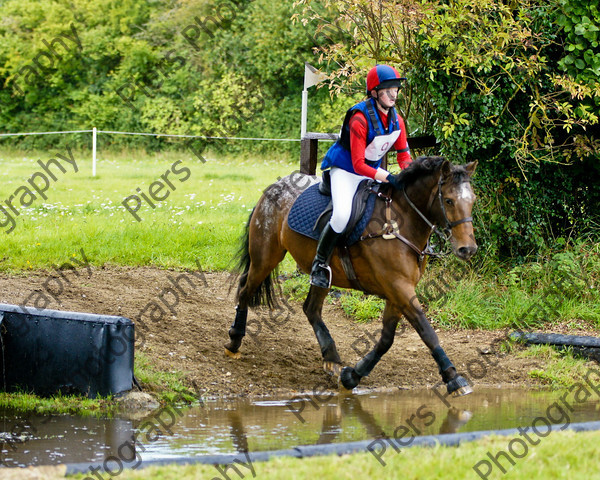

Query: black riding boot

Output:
[310, 222, 342, 289]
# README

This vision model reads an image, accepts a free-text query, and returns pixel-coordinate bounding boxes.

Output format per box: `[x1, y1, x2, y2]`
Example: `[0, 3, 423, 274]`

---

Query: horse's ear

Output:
[465, 160, 478, 177]
[441, 159, 452, 179]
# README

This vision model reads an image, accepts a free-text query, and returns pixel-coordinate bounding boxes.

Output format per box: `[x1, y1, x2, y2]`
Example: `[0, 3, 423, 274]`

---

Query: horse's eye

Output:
[445, 198, 454, 206]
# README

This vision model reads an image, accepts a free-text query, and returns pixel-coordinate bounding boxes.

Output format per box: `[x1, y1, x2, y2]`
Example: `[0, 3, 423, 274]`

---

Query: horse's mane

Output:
[396, 155, 471, 186]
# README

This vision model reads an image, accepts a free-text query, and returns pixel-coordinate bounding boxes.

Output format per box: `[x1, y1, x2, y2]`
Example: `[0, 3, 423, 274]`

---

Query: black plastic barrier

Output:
[0, 303, 134, 397]
[509, 331, 600, 362]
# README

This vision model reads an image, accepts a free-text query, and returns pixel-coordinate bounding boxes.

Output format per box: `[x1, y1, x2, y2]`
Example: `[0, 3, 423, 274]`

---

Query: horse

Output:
[225, 156, 478, 396]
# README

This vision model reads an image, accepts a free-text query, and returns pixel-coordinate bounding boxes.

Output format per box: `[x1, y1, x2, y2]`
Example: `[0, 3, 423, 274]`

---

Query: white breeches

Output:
[329, 167, 368, 234]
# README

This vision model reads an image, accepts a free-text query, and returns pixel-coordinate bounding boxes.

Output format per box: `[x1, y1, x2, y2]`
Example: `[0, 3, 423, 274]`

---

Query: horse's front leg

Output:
[340, 302, 399, 390]
[401, 288, 472, 396]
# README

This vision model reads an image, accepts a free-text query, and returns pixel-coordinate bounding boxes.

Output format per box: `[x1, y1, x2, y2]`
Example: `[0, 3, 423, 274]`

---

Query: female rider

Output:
[310, 64, 413, 289]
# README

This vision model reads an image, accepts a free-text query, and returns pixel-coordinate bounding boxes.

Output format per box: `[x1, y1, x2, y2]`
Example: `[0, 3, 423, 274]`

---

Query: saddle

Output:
[287, 170, 380, 246]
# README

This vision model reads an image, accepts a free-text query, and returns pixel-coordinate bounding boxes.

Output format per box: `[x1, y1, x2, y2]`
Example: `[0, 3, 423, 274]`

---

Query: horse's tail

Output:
[232, 206, 278, 309]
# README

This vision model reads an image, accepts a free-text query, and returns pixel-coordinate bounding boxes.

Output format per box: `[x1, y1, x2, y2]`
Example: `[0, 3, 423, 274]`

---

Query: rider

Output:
[310, 64, 413, 289]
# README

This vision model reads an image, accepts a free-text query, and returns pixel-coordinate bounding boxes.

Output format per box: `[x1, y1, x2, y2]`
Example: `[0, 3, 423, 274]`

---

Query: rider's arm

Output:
[349, 112, 388, 182]
[393, 116, 412, 169]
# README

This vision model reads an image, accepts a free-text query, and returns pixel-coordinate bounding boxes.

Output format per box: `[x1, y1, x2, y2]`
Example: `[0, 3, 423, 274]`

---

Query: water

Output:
[1, 387, 599, 467]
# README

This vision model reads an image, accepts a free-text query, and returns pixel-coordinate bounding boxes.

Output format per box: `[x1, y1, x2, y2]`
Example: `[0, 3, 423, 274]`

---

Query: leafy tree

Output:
[0, 0, 331, 151]
[295, 0, 600, 258]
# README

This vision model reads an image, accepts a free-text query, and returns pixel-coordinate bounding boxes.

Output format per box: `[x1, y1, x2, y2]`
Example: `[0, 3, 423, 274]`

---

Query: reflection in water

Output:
[1, 387, 599, 467]
[439, 407, 473, 434]
[0, 413, 134, 467]
[225, 394, 472, 455]
[227, 411, 249, 453]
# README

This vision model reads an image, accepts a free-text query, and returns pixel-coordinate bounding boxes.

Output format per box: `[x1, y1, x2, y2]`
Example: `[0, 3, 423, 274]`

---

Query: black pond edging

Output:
[63, 420, 600, 475]
[509, 331, 600, 362]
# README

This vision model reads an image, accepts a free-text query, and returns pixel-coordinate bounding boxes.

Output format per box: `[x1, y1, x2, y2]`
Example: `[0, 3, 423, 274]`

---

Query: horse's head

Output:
[434, 160, 478, 260]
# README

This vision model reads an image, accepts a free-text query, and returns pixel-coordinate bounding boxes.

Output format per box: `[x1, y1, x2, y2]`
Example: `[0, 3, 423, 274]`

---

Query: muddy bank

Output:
[0, 267, 592, 398]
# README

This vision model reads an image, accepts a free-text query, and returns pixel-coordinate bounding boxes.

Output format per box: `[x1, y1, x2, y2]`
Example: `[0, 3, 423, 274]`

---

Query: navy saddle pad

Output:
[287, 182, 378, 246]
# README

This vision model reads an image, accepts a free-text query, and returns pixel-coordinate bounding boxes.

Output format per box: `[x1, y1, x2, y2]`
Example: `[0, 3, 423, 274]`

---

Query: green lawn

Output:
[0, 147, 298, 273]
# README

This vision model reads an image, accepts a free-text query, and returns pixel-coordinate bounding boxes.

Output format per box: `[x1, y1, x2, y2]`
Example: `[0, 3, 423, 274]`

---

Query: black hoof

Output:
[340, 367, 361, 390]
[446, 375, 473, 396]
[225, 330, 244, 355]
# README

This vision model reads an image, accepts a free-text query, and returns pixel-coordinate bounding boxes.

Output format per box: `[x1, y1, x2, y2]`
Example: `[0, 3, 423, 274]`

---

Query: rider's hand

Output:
[374, 168, 391, 183]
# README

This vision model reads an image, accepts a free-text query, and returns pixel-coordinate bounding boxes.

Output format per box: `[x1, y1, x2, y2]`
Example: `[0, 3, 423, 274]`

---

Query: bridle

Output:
[403, 173, 474, 242]
[361, 173, 474, 264]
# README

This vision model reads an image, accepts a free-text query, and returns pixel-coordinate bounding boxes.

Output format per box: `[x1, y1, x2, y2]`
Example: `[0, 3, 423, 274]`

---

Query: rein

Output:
[361, 176, 473, 264]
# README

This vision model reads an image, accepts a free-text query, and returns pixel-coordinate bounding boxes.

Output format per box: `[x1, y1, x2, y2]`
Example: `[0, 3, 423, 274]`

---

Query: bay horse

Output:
[226, 156, 478, 395]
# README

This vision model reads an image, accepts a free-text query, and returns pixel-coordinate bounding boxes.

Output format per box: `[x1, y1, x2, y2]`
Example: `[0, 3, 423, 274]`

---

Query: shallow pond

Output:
[1, 386, 599, 468]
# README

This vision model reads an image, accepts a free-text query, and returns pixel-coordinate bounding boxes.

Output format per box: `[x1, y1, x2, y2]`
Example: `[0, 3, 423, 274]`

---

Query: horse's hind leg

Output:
[225, 304, 248, 359]
[225, 259, 284, 358]
[225, 218, 286, 358]
[303, 285, 342, 376]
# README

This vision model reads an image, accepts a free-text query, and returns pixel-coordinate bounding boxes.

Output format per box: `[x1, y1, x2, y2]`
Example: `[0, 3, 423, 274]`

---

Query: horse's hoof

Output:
[339, 366, 360, 390]
[323, 361, 342, 376]
[452, 385, 473, 397]
[224, 347, 241, 359]
[447, 375, 472, 396]
[338, 383, 354, 394]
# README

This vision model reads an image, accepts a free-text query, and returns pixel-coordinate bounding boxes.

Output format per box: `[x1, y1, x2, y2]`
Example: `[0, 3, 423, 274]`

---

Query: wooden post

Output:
[300, 137, 318, 175]
[381, 153, 388, 171]
[300, 132, 340, 175]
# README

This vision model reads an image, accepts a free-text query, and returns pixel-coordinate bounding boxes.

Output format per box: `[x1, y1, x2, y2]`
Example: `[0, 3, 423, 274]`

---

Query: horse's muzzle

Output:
[456, 244, 478, 260]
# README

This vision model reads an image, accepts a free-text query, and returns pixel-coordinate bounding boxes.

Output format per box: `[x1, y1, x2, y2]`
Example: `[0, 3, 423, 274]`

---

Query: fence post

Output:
[300, 132, 340, 175]
[92, 127, 97, 176]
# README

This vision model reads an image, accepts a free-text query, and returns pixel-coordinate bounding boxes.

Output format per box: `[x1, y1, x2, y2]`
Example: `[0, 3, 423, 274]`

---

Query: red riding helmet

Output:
[366, 64, 406, 95]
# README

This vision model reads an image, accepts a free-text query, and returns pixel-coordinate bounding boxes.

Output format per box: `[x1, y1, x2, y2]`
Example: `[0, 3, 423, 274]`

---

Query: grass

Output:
[134, 352, 199, 404]
[0, 146, 298, 273]
[0, 390, 117, 416]
[68, 429, 600, 479]
[517, 344, 599, 388]
[337, 290, 386, 322]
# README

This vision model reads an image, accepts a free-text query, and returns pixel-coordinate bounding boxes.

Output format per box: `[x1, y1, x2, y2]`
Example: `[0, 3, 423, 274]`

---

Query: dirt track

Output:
[0, 266, 589, 399]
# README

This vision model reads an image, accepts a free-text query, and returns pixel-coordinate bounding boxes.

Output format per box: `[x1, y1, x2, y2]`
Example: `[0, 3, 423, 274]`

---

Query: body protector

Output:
[321, 98, 401, 175]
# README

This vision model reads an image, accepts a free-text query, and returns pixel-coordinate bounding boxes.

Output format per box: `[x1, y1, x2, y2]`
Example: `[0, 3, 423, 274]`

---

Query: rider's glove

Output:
[386, 173, 404, 190]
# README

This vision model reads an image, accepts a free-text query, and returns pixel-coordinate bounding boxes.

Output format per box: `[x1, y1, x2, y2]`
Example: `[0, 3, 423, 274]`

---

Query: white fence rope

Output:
[98, 130, 301, 142]
[0, 128, 302, 176]
[0, 130, 93, 136]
